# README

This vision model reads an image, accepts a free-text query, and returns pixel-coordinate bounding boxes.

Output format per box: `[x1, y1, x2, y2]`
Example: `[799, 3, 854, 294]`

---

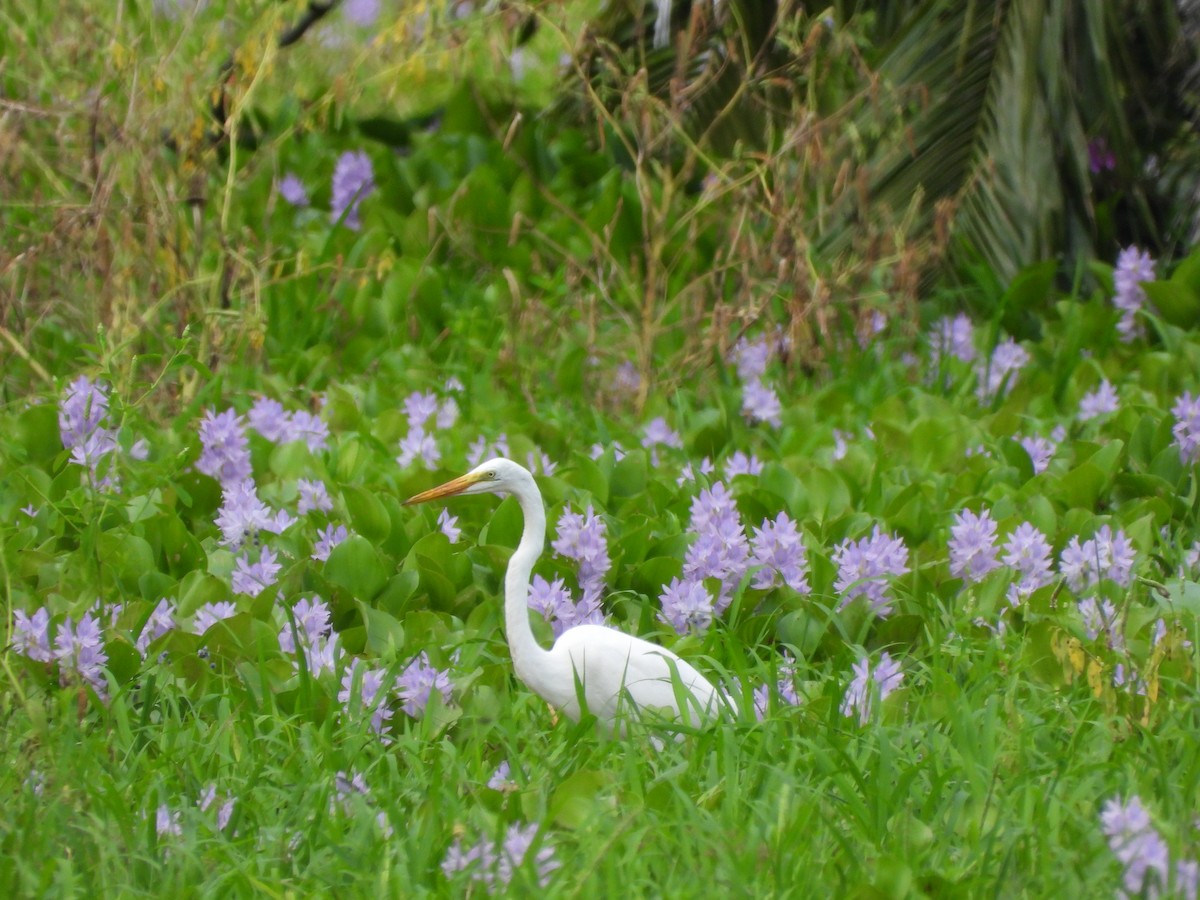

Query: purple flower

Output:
[552, 506, 611, 605]
[397, 429, 441, 469]
[443, 822, 560, 890]
[1173, 392, 1200, 466]
[20, 504, 38, 518]
[59, 376, 118, 479]
[526, 449, 557, 476]
[1088, 137, 1116, 174]
[833, 526, 910, 617]
[750, 512, 810, 593]
[136, 599, 176, 655]
[155, 804, 182, 838]
[193, 601, 237, 634]
[214, 479, 273, 549]
[1078, 597, 1122, 650]
[1113, 247, 1156, 341]
[1001, 522, 1053, 604]
[232, 545, 282, 596]
[54, 612, 109, 698]
[642, 417, 683, 451]
[343, 0, 380, 26]
[658, 576, 715, 635]
[1059, 525, 1136, 592]
[403, 391, 440, 430]
[487, 761, 517, 791]
[1017, 434, 1056, 475]
[339, 659, 393, 735]
[724, 451, 763, 478]
[730, 336, 772, 382]
[313, 523, 349, 561]
[297, 478, 333, 515]
[1079, 380, 1119, 421]
[688, 482, 738, 532]
[247, 397, 291, 442]
[948, 508, 1001, 583]
[197, 408, 253, 485]
[289, 410, 330, 453]
[742, 380, 782, 427]
[438, 508, 461, 543]
[396, 652, 452, 717]
[445, 376, 464, 393]
[467, 433, 510, 467]
[840, 651, 903, 724]
[130, 438, 150, 460]
[676, 456, 714, 485]
[199, 784, 236, 831]
[929, 314, 976, 366]
[331, 150, 375, 230]
[612, 361, 641, 395]
[436, 397, 460, 430]
[277, 173, 309, 207]
[684, 518, 751, 612]
[1100, 796, 1195, 899]
[14, 608, 53, 662]
[976, 339, 1029, 403]
[777, 653, 802, 707]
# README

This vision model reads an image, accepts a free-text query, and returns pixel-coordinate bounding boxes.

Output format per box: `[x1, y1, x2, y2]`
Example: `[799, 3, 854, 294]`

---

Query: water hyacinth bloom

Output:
[397, 429, 441, 469]
[59, 376, 119, 480]
[1001, 522, 1054, 604]
[339, 659, 393, 735]
[1173, 392, 1200, 466]
[642, 417, 683, 454]
[750, 512, 810, 593]
[1059, 525, 1136, 592]
[155, 804, 183, 839]
[214, 480, 274, 549]
[313, 523, 349, 561]
[1088, 137, 1116, 174]
[1112, 247, 1156, 341]
[342, 0, 380, 26]
[197, 408, 253, 485]
[247, 397, 291, 442]
[403, 391, 440, 430]
[136, 599, 177, 655]
[1017, 434, 1056, 475]
[199, 784, 236, 832]
[297, 478, 333, 515]
[54, 612, 109, 698]
[231, 545, 282, 596]
[396, 652, 452, 718]
[658, 576, 715, 635]
[278, 595, 331, 654]
[442, 822, 560, 891]
[526, 448, 557, 476]
[437, 508, 461, 543]
[436, 397, 460, 430]
[1079, 380, 1119, 421]
[193, 601, 237, 634]
[975, 339, 1030, 403]
[742, 380, 783, 427]
[948, 508, 1001, 583]
[724, 451, 763, 478]
[487, 761, 516, 791]
[331, 150, 375, 230]
[612, 360, 641, 395]
[289, 411, 330, 453]
[14, 608, 53, 662]
[1078, 597, 1122, 650]
[551, 506, 611, 604]
[833, 527, 910, 618]
[1100, 796, 1197, 899]
[929, 313, 976, 366]
[676, 456, 714, 485]
[840, 651, 903, 724]
[276, 173, 309, 207]
[730, 336, 772, 382]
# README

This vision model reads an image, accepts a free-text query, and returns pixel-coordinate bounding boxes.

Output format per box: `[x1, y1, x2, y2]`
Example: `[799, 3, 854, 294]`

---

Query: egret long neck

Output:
[504, 481, 553, 688]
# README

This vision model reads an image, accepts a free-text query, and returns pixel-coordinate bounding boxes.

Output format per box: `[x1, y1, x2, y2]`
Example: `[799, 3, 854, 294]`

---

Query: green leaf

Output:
[1143, 281, 1200, 328]
[325, 536, 390, 602]
[548, 769, 610, 830]
[356, 601, 406, 658]
[343, 485, 392, 544]
[97, 532, 157, 596]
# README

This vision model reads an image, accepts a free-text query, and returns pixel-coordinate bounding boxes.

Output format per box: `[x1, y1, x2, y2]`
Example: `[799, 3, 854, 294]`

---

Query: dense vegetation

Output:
[3, 1, 1199, 896]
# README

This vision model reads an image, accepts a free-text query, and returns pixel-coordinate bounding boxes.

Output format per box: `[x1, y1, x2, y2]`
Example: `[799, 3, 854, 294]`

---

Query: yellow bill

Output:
[403, 471, 485, 506]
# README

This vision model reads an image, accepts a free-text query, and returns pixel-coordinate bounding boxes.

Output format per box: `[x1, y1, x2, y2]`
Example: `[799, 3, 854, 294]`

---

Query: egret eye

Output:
[489, 471, 499, 480]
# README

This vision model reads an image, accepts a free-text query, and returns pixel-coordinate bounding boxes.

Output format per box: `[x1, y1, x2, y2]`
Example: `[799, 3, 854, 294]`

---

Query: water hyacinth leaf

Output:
[104, 638, 141, 685]
[152, 512, 206, 576]
[343, 485, 392, 544]
[334, 437, 368, 483]
[758, 463, 804, 514]
[176, 571, 228, 617]
[1142, 281, 1200, 328]
[96, 532, 157, 595]
[1054, 462, 1107, 511]
[548, 769, 610, 830]
[570, 455, 609, 508]
[375, 570, 420, 617]
[777, 610, 828, 658]
[998, 260, 1057, 337]
[609, 451, 648, 505]
[15, 404, 60, 463]
[356, 601, 405, 658]
[631, 557, 682, 599]
[480, 496, 523, 549]
[325, 536, 389, 602]
[138, 570, 175, 603]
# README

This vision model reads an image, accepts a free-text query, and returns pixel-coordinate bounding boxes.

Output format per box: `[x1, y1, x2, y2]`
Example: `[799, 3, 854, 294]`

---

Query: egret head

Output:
[403, 458, 533, 505]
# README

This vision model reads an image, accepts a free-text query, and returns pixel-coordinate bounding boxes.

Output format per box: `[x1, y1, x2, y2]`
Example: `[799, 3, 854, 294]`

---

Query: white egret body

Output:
[405, 459, 719, 729]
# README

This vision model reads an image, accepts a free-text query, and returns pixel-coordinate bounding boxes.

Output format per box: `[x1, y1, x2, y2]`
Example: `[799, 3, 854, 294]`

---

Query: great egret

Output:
[404, 458, 720, 730]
